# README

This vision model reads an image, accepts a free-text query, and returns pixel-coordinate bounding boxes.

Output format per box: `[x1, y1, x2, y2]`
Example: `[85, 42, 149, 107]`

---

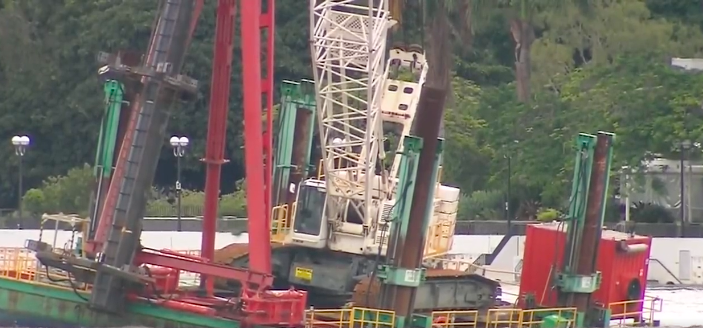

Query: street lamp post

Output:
[170, 136, 189, 232]
[680, 140, 692, 237]
[11, 135, 30, 230]
[504, 140, 518, 230]
[504, 153, 511, 227]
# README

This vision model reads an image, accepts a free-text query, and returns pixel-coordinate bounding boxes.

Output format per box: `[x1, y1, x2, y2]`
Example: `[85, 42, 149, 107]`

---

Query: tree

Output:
[23, 164, 94, 219]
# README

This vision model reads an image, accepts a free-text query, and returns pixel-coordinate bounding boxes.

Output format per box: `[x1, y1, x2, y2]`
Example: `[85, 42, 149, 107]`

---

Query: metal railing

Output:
[0, 246, 663, 328]
[424, 219, 454, 257]
[271, 204, 292, 243]
[608, 297, 663, 327]
[431, 310, 478, 328]
[305, 307, 395, 328]
[520, 307, 577, 328]
[0, 247, 91, 292]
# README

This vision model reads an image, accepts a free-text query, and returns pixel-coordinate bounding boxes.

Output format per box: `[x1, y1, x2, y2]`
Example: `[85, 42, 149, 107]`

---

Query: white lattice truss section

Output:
[310, 0, 390, 224]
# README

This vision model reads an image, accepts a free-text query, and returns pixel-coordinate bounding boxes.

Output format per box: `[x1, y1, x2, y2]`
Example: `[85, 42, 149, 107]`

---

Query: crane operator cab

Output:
[288, 179, 328, 248]
[286, 176, 384, 250]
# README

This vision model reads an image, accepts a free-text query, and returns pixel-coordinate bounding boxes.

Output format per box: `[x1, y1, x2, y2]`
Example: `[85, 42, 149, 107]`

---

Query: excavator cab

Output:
[286, 179, 328, 248]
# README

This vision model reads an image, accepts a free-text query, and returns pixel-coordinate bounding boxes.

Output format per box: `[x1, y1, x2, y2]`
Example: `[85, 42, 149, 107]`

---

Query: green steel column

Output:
[271, 79, 316, 207]
[88, 79, 124, 236]
[299, 79, 316, 172]
[378, 135, 425, 328]
[95, 80, 124, 178]
[562, 133, 597, 277]
[555, 132, 616, 328]
[420, 138, 444, 234]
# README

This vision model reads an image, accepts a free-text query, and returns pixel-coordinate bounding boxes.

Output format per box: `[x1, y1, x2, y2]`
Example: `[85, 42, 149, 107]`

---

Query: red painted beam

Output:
[240, 0, 271, 274]
[200, 0, 237, 296]
[135, 248, 273, 290]
[261, 0, 275, 213]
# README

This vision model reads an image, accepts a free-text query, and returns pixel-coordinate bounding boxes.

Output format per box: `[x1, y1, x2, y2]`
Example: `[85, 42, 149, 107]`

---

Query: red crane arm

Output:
[200, 0, 237, 295]
[240, 0, 273, 274]
[261, 0, 275, 216]
[200, 0, 274, 293]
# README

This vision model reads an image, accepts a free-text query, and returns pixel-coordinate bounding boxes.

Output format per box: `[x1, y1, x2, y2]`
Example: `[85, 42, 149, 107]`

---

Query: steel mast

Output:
[309, 0, 391, 233]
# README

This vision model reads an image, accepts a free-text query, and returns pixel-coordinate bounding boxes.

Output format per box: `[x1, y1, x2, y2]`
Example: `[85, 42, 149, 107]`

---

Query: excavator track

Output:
[214, 244, 501, 311]
[351, 269, 501, 312]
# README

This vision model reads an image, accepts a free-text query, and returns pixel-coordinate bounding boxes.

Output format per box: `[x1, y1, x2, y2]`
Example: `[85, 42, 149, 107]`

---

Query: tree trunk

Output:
[510, 18, 535, 102]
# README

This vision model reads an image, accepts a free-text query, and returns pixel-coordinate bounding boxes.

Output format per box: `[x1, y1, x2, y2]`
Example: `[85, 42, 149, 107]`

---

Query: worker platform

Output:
[0, 244, 663, 327]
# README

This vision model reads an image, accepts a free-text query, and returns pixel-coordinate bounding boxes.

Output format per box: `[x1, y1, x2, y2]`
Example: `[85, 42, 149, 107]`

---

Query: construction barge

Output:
[0, 0, 663, 327]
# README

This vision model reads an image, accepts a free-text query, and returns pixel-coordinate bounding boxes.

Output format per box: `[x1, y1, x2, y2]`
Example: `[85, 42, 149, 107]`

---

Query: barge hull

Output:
[0, 277, 239, 328]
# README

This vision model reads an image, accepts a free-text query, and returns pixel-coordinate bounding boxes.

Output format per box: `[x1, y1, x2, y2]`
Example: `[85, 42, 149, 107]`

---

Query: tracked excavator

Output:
[212, 0, 501, 312]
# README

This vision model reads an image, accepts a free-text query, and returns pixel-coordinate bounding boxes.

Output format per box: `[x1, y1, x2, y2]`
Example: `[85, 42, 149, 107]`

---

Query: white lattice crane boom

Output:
[309, 0, 391, 231]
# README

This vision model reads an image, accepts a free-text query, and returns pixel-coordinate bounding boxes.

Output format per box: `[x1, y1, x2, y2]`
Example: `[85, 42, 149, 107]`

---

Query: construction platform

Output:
[0, 247, 662, 328]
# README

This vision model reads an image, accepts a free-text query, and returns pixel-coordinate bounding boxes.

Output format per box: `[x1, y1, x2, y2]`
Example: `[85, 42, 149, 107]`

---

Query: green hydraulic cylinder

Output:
[271, 79, 316, 208]
[555, 132, 616, 328]
[561, 133, 598, 280]
[88, 80, 124, 236]
[96, 80, 124, 177]
[377, 136, 427, 328]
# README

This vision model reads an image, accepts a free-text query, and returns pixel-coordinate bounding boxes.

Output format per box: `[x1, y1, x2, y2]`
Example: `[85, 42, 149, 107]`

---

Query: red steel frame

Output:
[200, 0, 275, 294]
[77, 1, 301, 323]
[87, 0, 276, 296]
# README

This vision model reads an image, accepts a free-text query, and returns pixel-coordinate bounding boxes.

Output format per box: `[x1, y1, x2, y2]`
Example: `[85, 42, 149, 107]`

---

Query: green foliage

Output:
[536, 208, 561, 222]
[23, 164, 94, 218]
[457, 190, 504, 220]
[3, 0, 703, 223]
[145, 188, 247, 218]
[0, 1, 312, 208]
[21, 164, 248, 219]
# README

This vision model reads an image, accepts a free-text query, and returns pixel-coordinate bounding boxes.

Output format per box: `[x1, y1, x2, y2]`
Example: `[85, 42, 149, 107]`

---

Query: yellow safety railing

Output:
[521, 307, 577, 328]
[352, 307, 395, 328]
[431, 310, 478, 328]
[305, 307, 395, 328]
[485, 308, 522, 328]
[608, 297, 662, 327]
[424, 219, 454, 258]
[0, 247, 91, 292]
[271, 204, 290, 242]
[305, 308, 352, 328]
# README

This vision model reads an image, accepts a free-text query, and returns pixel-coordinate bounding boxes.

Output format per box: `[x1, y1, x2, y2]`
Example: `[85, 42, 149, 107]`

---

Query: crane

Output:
[292, 0, 392, 254]
[287, 0, 460, 261]
[203, 0, 497, 314]
[30, 0, 307, 325]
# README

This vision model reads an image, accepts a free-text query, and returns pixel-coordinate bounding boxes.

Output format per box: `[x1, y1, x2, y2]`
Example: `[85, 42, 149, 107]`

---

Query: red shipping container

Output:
[518, 222, 651, 320]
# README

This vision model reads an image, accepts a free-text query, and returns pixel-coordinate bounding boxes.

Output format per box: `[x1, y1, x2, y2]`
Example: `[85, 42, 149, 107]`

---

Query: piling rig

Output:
[27, 0, 308, 325]
[211, 0, 501, 315]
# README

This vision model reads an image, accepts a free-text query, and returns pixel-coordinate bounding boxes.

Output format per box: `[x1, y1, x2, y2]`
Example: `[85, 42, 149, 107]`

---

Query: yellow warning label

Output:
[295, 267, 313, 281]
